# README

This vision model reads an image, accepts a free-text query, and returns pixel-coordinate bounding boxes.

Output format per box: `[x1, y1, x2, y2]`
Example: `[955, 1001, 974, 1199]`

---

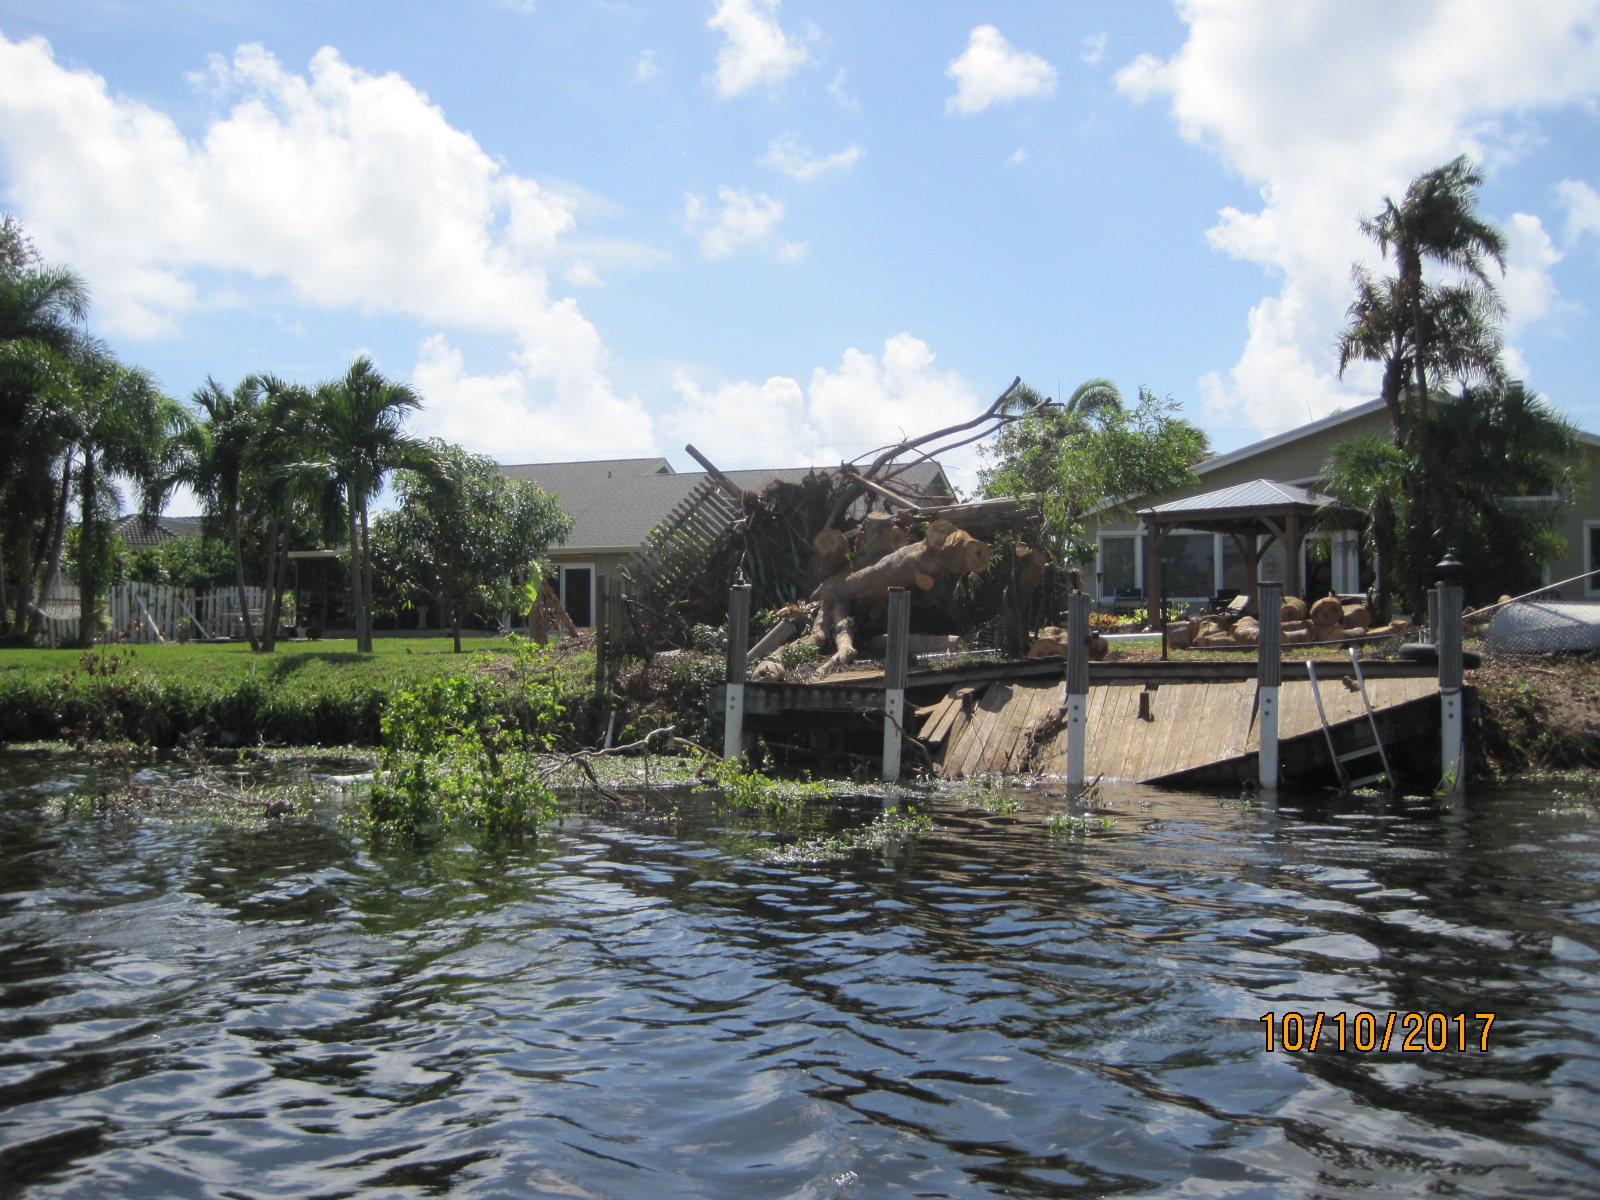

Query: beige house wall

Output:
[1085, 403, 1600, 606]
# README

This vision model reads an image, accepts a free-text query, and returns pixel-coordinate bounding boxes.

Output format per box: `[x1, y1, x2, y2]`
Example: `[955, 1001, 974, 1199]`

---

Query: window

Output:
[1220, 536, 1249, 592]
[558, 564, 594, 627]
[1160, 533, 1215, 599]
[1098, 535, 1139, 600]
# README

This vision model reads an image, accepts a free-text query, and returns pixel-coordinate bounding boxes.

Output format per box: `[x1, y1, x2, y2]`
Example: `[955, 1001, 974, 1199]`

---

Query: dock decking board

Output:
[940, 675, 1439, 783]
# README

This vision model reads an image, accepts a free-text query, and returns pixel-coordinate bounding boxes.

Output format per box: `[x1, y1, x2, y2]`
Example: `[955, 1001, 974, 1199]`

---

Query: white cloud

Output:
[827, 67, 858, 111]
[564, 259, 603, 287]
[665, 370, 811, 464]
[683, 186, 787, 258]
[760, 132, 863, 180]
[413, 335, 656, 462]
[1557, 178, 1600, 245]
[663, 333, 984, 486]
[1081, 32, 1107, 65]
[776, 240, 809, 264]
[1501, 212, 1563, 331]
[707, 0, 807, 98]
[634, 49, 659, 82]
[946, 25, 1057, 115]
[1116, 0, 1600, 436]
[0, 35, 652, 455]
[1006, 148, 1028, 167]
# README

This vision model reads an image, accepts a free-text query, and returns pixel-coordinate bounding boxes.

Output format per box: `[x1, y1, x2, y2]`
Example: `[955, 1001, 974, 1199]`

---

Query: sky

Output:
[1, 0, 1598, 501]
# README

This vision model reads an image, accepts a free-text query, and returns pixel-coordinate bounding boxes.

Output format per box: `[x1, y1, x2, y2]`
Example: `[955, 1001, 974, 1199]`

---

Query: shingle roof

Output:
[499, 458, 953, 552]
[115, 515, 206, 546]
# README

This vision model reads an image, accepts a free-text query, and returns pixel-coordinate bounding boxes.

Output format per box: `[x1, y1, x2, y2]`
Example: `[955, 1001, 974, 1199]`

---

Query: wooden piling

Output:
[1065, 591, 1089, 793]
[1256, 581, 1282, 790]
[882, 588, 910, 782]
[1436, 556, 1465, 797]
[724, 585, 750, 762]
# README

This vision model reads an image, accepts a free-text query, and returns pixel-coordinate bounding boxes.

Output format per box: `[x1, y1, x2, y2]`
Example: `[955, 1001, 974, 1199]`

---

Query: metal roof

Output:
[1141, 478, 1333, 517]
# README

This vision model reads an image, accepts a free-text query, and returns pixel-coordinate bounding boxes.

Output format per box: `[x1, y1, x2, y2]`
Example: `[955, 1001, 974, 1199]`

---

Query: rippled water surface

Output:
[2, 758, 1599, 1199]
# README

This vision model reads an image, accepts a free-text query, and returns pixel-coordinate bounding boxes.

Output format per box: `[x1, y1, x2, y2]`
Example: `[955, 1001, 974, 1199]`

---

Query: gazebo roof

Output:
[1138, 478, 1335, 533]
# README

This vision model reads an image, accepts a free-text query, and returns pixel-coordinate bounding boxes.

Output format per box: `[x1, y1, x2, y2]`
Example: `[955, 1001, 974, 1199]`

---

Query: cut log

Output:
[1309, 594, 1344, 625]
[810, 527, 991, 671]
[855, 511, 907, 568]
[813, 527, 848, 577]
[1340, 603, 1371, 629]
[1282, 596, 1308, 622]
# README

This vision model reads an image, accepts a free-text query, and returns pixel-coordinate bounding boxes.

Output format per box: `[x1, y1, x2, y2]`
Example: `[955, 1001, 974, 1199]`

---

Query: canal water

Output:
[1, 758, 1598, 1198]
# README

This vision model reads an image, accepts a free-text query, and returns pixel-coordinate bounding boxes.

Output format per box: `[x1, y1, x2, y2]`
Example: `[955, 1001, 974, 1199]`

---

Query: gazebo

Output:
[1138, 478, 1343, 615]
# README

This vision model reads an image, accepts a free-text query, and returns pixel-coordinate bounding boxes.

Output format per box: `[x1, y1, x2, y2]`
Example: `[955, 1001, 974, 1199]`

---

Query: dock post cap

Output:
[1436, 553, 1465, 586]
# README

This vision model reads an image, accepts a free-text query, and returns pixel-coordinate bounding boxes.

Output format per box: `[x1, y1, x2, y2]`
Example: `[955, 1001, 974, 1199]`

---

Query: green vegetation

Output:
[1, 215, 570, 651]
[0, 637, 597, 749]
[754, 806, 933, 864]
[366, 658, 564, 837]
[1327, 159, 1584, 612]
[372, 440, 572, 654]
[977, 378, 1210, 562]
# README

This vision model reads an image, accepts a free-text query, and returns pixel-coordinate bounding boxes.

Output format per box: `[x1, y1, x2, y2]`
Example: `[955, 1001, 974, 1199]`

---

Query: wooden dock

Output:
[920, 671, 1439, 785]
[722, 657, 1449, 790]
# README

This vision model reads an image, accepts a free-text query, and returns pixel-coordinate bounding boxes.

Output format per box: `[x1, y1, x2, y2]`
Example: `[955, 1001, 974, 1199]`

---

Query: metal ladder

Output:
[1306, 650, 1394, 792]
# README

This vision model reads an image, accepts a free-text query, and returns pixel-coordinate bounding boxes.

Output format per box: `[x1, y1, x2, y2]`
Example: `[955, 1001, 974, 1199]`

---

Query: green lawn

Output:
[0, 636, 598, 747]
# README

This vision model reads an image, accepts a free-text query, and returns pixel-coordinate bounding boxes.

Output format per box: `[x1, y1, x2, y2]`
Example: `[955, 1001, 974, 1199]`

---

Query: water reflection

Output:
[1, 758, 1597, 1197]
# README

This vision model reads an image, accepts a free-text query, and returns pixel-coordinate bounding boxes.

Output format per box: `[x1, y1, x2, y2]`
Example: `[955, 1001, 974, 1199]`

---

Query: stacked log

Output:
[1028, 626, 1107, 660]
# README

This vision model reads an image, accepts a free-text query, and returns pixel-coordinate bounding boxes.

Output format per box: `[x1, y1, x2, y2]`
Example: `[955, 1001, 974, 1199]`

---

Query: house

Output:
[499, 456, 955, 626]
[114, 514, 205, 545]
[1086, 398, 1600, 606]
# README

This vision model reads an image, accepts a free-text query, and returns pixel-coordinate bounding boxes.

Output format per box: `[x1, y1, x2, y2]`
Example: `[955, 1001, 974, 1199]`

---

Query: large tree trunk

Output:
[231, 512, 259, 653]
[36, 455, 72, 630]
[261, 513, 281, 652]
[809, 521, 990, 671]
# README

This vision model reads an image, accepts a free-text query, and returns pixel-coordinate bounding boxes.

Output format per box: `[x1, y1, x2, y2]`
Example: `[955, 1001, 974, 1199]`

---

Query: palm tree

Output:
[0, 236, 94, 635]
[171, 377, 268, 651]
[1358, 156, 1506, 424]
[1337, 268, 1505, 440]
[60, 354, 177, 643]
[1318, 434, 1408, 622]
[250, 375, 319, 652]
[313, 358, 424, 652]
[1060, 377, 1123, 427]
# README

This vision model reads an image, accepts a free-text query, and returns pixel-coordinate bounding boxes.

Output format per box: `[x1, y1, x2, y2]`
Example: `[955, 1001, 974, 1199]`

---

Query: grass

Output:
[0, 637, 599, 749]
[0, 636, 533, 686]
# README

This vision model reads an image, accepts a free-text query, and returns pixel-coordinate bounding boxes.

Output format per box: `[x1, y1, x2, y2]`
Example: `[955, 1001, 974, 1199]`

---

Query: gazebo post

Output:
[1284, 513, 1303, 599]
[1144, 521, 1170, 661]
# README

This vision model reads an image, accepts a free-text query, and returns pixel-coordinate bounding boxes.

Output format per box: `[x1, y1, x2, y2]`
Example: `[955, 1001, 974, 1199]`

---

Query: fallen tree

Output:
[810, 519, 992, 671]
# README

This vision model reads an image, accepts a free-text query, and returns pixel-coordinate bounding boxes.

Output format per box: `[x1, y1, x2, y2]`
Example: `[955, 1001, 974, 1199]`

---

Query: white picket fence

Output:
[35, 583, 270, 646]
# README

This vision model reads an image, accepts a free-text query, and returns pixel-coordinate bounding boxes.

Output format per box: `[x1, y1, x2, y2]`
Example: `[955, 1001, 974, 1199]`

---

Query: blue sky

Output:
[1, 0, 1598, 497]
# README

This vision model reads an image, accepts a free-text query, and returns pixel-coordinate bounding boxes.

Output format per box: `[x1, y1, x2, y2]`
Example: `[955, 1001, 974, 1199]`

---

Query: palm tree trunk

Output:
[38, 455, 72, 613]
[261, 513, 281, 652]
[76, 448, 97, 645]
[231, 516, 259, 653]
